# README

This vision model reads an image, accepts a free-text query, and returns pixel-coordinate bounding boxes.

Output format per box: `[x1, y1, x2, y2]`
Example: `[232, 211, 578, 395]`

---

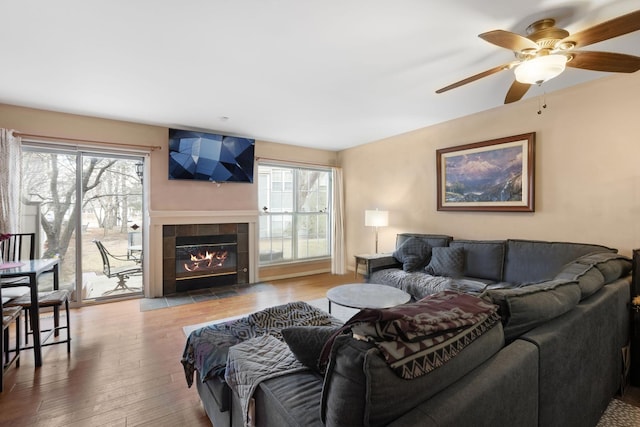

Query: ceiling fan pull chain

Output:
[537, 90, 548, 115]
[537, 94, 542, 115]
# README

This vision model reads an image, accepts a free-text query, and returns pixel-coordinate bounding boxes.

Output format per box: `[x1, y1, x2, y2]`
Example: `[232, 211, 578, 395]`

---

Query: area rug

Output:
[597, 398, 640, 426]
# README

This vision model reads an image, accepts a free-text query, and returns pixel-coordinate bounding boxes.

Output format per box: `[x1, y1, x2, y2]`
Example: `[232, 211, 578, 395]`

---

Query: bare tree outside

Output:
[21, 151, 143, 285]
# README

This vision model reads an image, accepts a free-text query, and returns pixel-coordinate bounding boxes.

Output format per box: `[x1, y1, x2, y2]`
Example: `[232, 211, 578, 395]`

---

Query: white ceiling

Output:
[1, 1, 639, 151]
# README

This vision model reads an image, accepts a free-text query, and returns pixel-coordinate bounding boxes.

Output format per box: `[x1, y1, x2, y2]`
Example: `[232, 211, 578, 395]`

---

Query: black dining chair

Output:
[0, 287, 21, 392]
[1, 233, 71, 356]
[0, 233, 35, 286]
[4, 289, 71, 354]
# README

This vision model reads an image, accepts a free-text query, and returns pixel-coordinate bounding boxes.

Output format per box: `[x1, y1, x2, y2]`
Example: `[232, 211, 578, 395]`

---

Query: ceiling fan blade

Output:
[558, 10, 640, 49]
[504, 80, 531, 104]
[479, 30, 539, 51]
[435, 63, 513, 94]
[566, 51, 640, 73]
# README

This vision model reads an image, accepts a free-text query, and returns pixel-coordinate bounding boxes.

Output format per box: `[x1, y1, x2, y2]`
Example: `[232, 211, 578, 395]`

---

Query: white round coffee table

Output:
[326, 283, 411, 314]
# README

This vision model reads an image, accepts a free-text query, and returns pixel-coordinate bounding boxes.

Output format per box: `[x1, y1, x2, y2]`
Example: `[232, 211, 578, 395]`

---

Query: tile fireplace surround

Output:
[147, 210, 258, 298]
[163, 223, 249, 294]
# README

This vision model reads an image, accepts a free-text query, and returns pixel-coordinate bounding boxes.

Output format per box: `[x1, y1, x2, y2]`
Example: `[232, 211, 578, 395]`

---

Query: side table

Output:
[353, 253, 390, 278]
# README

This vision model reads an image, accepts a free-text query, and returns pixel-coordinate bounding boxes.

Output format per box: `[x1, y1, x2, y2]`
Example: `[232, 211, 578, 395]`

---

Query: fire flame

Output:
[184, 250, 228, 272]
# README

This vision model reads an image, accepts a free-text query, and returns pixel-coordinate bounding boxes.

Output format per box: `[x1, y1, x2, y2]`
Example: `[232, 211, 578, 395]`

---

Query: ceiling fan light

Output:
[514, 54, 567, 85]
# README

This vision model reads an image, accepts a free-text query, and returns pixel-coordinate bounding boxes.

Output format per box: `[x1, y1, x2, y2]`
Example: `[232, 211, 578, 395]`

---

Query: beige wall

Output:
[339, 72, 640, 265]
[0, 103, 339, 285]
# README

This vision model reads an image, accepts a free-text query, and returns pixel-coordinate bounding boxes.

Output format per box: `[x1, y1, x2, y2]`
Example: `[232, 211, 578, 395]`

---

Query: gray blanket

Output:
[225, 335, 308, 427]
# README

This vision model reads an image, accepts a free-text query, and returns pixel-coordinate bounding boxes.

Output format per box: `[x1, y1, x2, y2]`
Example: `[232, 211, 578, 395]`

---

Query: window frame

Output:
[258, 162, 332, 266]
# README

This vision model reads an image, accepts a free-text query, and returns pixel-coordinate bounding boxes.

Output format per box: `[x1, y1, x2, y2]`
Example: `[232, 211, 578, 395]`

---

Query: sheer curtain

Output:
[0, 129, 22, 233]
[331, 167, 346, 274]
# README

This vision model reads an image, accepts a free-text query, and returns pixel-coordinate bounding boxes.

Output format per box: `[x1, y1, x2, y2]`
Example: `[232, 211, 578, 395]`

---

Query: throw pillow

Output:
[282, 325, 341, 372]
[392, 237, 432, 272]
[425, 246, 464, 278]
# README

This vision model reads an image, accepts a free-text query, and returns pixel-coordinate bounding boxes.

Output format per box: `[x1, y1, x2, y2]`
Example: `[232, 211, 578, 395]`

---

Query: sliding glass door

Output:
[22, 146, 144, 303]
[80, 155, 143, 300]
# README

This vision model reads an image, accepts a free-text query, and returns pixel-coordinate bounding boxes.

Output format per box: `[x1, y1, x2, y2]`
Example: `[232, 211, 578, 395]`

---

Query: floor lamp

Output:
[365, 209, 389, 254]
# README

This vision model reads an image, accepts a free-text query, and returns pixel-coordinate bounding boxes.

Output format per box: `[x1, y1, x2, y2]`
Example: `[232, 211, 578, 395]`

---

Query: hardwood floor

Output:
[0, 273, 357, 426]
[1, 272, 638, 426]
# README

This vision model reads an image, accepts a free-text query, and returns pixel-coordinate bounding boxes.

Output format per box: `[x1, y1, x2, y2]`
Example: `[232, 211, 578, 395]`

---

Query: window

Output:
[258, 164, 331, 265]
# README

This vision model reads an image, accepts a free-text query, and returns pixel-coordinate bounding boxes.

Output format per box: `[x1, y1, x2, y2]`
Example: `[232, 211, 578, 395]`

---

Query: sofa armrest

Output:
[387, 339, 539, 427]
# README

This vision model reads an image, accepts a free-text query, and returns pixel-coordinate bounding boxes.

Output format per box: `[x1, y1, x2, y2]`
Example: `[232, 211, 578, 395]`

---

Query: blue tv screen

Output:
[168, 129, 255, 183]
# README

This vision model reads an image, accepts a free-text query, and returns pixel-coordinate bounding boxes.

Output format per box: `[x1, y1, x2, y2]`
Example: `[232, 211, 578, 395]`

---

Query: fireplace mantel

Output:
[146, 210, 259, 297]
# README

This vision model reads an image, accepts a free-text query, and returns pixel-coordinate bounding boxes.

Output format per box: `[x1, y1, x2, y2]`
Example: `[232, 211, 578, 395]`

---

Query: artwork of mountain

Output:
[445, 145, 523, 203]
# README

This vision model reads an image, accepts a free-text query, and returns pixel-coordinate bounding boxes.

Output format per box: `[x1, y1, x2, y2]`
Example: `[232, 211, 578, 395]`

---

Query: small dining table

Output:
[0, 258, 60, 367]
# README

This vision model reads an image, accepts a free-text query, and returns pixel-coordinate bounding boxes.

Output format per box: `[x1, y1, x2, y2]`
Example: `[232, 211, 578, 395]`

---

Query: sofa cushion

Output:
[282, 326, 341, 373]
[555, 263, 606, 300]
[392, 236, 431, 272]
[425, 247, 464, 278]
[449, 240, 505, 282]
[487, 279, 581, 342]
[554, 252, 631, 300]
[502, 239, 616, 285]
[581, 253, 632, 283]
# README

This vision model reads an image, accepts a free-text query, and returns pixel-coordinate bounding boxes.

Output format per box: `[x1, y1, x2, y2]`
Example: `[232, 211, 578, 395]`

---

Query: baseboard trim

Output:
[259, 268, 331, 282]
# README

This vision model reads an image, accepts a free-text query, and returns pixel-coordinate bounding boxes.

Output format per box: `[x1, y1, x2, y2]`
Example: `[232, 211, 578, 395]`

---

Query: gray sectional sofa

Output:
[191, 234, 632, 427]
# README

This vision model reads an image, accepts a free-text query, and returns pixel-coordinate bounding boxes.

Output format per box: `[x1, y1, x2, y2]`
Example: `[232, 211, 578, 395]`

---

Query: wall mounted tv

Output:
[168, 129, 255, 183]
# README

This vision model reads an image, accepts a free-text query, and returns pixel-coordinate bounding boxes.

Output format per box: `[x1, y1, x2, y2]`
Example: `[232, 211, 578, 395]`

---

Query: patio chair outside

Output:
[93, 240, 142, 294]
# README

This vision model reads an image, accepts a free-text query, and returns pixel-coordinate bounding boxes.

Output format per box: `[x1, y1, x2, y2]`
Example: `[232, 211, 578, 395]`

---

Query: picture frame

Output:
[436, 133, 535, 212]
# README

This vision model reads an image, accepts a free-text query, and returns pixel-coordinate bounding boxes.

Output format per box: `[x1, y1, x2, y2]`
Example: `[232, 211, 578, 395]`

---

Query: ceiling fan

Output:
[436, 9, 640, 104]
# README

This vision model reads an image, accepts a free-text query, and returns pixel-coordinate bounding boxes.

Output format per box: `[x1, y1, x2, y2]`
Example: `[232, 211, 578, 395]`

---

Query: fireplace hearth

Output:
[163, 223, 249, 294]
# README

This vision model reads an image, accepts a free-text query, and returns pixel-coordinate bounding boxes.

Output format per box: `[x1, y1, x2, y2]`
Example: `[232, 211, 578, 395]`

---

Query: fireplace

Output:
[175, 234, 237, 281]
[162, 223, 249, 294]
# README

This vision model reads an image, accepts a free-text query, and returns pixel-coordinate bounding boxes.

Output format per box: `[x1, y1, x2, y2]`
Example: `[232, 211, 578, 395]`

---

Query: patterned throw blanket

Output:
[181, 301, 341, 387]
[320, 290, 500, 379]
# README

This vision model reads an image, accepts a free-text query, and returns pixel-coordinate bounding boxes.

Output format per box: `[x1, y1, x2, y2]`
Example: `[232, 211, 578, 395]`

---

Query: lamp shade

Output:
[365, 210, 389, 227]
[514, 54, 567, 85]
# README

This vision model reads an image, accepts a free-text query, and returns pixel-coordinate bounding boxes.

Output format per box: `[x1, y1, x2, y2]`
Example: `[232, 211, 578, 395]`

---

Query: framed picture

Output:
[436, 133, 535, 212]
